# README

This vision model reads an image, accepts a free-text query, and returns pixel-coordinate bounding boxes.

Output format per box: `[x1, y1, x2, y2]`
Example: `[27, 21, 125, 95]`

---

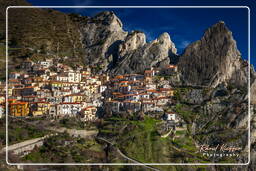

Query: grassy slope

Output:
[100, 116, 210, 167]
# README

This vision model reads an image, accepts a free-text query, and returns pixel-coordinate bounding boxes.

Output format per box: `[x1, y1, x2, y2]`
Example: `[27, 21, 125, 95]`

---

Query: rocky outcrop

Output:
[118, 31, 146, 57]
[178, 21, 247, 88]
[251, 79, 256, 105]
[112, 32, 177, 74]
[73, 11, 128, 73]
[73, 13, 179, 75]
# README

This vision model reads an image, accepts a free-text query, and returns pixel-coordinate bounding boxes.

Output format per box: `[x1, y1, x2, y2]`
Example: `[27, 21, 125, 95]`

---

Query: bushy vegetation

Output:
[58, 117, 85, 130]
[0, 117, 50, 145]
[175, 103, 196, 124]
[23, 132, 105, 163]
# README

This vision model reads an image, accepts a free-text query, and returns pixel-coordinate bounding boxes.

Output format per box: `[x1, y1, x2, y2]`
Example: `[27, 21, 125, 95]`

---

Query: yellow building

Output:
[50, 81, 63, 88]
[64, 94, 84, 103]
[10, 102, 29, 117]
[31, 102, 50, 116]
[8, 88, 13, 96]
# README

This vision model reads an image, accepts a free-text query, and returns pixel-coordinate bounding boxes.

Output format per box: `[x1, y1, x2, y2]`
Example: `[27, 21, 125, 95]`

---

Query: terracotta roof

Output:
[11, 102, 28, 105]
[30, 101, 49, 104]
[147, 90, 159, 93]
[115, 75, 124, 79]
[9, 79, 19, 82]
[22, 95, 36, 98]
[59, 102, 81, 105]
[165, 65, 177, 69]
[142, 102, 154, 104]
[8, 99, 17, 101]
[64, 93, 84, 97]
[82, 106, 96, 110]
[24, 86, 36, 88]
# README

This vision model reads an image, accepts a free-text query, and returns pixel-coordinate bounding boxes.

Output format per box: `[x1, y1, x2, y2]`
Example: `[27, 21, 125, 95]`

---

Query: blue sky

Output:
[26, 0, 255, 68]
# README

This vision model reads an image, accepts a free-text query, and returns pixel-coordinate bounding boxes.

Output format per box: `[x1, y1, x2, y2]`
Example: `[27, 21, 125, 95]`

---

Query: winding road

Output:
[97, 137, 161, 171]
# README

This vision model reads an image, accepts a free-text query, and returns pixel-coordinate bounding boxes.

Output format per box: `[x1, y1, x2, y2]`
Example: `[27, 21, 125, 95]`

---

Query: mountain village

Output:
[0, 57, 181, 127]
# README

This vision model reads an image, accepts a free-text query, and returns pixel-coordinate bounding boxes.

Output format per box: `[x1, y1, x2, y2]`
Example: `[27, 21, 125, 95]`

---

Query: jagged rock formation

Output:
[112, 32, 177, 74]
[178, 21, 248, 88]
[72, 11, 128, 73]
[118, 31, 146, 57]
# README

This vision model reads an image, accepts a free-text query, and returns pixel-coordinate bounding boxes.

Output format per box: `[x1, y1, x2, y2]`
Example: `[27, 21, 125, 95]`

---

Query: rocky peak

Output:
[156, 32, 177, 55]
[94, 11, 123, 31]
[75, 11, 128, 73]
[112, 32, 177, 75]
[202, 21, 240, 57]
[118, 30, 146, 57]
[157, 32, 171, 43]
[204, 21, 230, 38]
[178, 21, 245, 87]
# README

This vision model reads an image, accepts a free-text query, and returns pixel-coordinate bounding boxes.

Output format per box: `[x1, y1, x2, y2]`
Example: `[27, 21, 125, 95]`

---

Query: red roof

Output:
[165, 65, 177, 69]
[30, 101, 49, 104]
[59, 102, 81, 105]
[11, 102, 28, 105]
[82, 106, 96, 110]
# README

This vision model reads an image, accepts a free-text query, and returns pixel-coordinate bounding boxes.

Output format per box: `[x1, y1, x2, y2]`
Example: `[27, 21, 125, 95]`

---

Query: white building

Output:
[99, 85, 107, 93]
[49, 105, 57, 118]
[56, 102, 82, 117]
[39, 59, 53, 69]
[165, 112, 176, 121]
[67, 71, 81, 83]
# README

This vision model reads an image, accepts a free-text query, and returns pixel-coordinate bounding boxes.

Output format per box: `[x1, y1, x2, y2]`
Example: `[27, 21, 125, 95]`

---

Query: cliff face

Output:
[72, 11, 128, 73]
[252, 79, 256, 105]
[178, 21, 248, 88]
[112, 32, 177, 74]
